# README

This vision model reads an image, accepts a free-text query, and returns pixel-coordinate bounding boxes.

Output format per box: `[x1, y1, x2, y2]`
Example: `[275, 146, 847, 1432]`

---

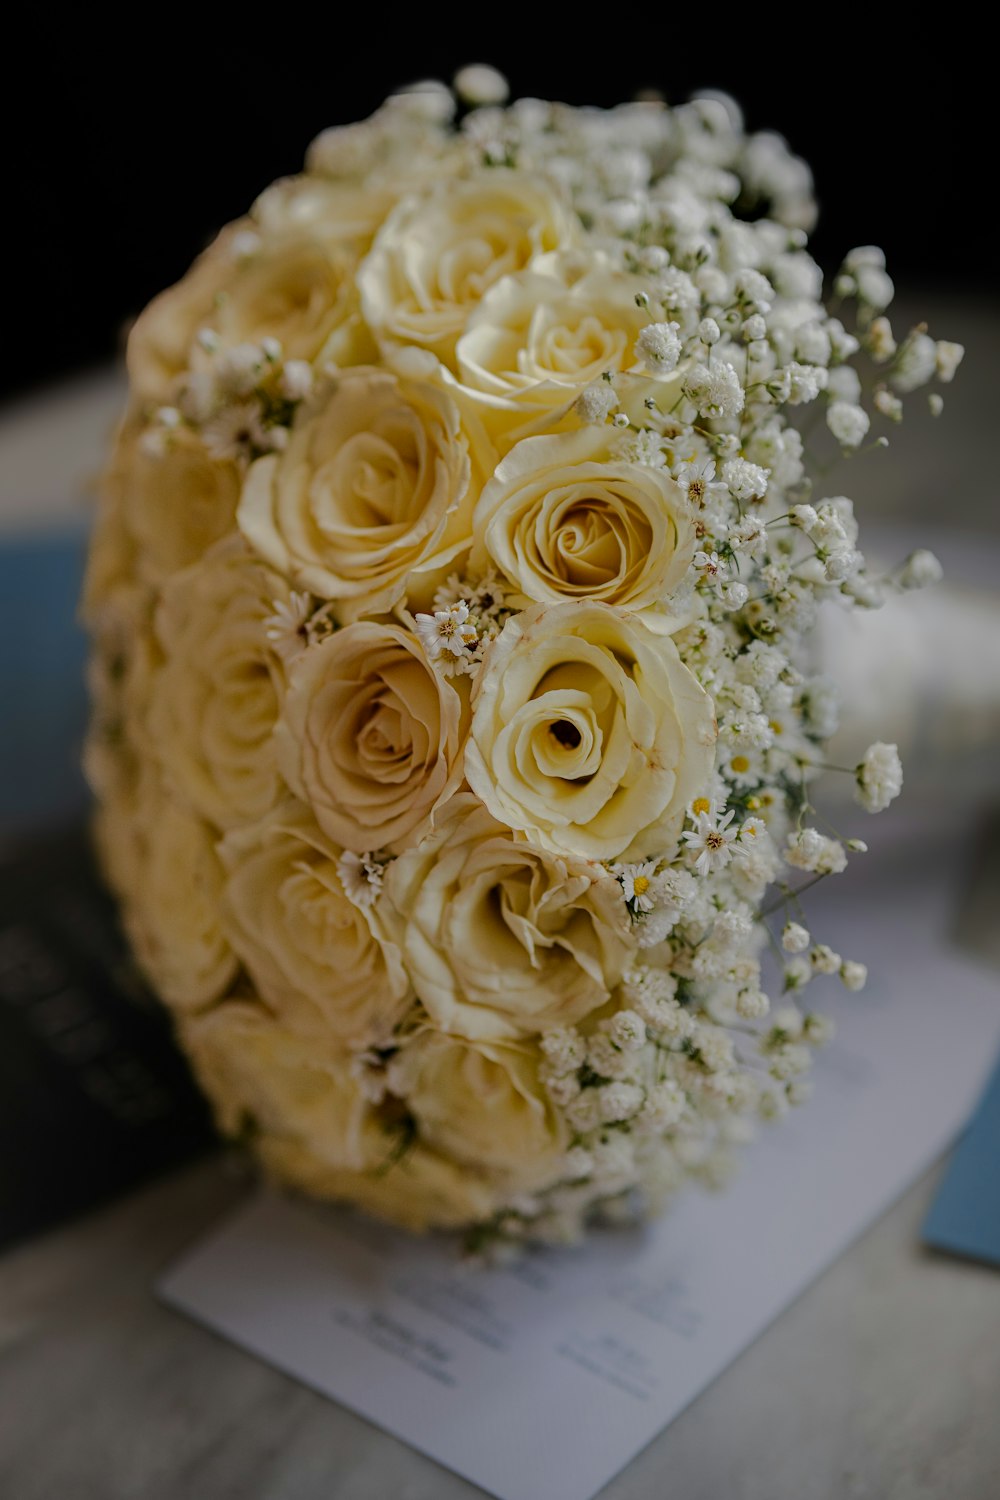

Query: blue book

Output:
[924, 1051, 1000, 1268]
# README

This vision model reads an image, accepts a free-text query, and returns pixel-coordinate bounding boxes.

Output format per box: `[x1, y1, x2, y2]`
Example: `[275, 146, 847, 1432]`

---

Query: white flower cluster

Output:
[82, 66, 954, 1251]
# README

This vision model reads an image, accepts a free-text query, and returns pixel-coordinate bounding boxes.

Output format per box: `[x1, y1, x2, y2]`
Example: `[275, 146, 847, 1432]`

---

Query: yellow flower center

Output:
[633, 875, 650, 897]
[731, 755, 750, 773]
[705, 831, 725, 850]
[692, 796, 711, 816]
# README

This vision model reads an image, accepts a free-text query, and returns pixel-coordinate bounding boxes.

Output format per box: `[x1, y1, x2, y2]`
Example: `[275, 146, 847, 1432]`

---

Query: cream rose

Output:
[473, 426, 696, 614]
[150, 537, 291, 829]
[256, 1132, 499, 1232]
[466, 601, 717, 862]
[183, 1000, 501, 1230]
[382, 795, 630, 1038]
[182, 1002, 382, 1171]
[128, 216, 372, 403]
[238, 367, 483, 621]
[219, 799, 410, 1047]
[252, 174, 397, 246]
[276, 621, 465, 854]
[116, 770, 237, 1010]
[357, 171, 581, 366]
[387, 1031, 568, 1189]
[454, 255, 675, 443]
[101, 415, 241, 589]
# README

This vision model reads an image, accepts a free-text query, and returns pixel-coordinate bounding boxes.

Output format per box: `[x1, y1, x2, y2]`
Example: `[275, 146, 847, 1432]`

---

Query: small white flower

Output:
[782, 921, 810, 953]
[231, 230, 262, 260]
[698, 316, 721, 345]
[897, 549, 943, 590]
[867, 316, 897, 363]
[453, 63, 509, 106]
[694, 549, 727, 580]
[642, 1081, 686, 1130]
[785, 828, 848, 875]
[810, 944, 841, 976]
[280, 359, 314, 401]
[682, 799, 739, 875]
[891, 332, 937, 393]
[636, 320, 682, 374]
[840, 960, 868, 992]
[215, 342, 267, 397]
[575, 380, 619, 424]
[722, 457, 769, 502]
[826, 366, 862, 405]
[598, 1081, 645, 1123]
[826, 401, 870, 449]
[337, 850, 384, 909]
[414, 603, 479, 675]
[676, 458, 726, 509]
[540, 1027, 587, 1076]
[736, 988, 770, 1019]
[264, 591, 313, 663]
[609, 1010, 647, 1051]
[684, 361, 745, 420]
[728, 517, 768, 562]
[855, 263, 895, 310]
[855, 741, 903, 812]
[935, 340, 964, 383]
[874, 387, 903, 421]
[612, 860, 659, 913]
[721, 581, 749, 610]
[784, 362, 829, 405]
[201, 400, 268, 462]
[350, 1050, 389, 1104]
[563, 1145, 594, 1180]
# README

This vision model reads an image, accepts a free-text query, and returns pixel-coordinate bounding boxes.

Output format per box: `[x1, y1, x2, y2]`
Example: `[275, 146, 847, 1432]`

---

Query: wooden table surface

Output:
[1, 1152, 998, 1500]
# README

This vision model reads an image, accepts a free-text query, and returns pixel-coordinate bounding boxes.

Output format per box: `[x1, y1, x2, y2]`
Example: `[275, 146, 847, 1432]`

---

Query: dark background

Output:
[6, 32, 990, 401]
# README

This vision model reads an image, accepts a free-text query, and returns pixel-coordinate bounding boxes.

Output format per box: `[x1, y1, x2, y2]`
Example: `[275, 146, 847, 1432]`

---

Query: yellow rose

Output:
[181, 1002, 381, 1171]
[454, 254, 676, 444]
[357, 171, 581, 367]
[276, 622, 466, 854]
[183, 1001, 501, 1229]
[466, 601, 716, 862]
[114, 769, 237, 1010]
[126, 222, 250, 403]
[150, 537, 291, 829]
[100, 415, 240, 590]
[252, 174, 397, 246]
[238, 367, 484, 621]
[387, 1031, 568, 1190]
[83, 589, 158, 814]
[473, 426, 696, 615]
[382, 795, 630, 1038]
[128, 215, 373, 404]
[219, 800, 410, 1047]
[256, 1132, 499, 1232]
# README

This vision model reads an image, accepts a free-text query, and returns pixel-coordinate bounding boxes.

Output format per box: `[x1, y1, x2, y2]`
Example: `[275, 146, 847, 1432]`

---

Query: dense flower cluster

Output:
[83, 70, 955, 1246]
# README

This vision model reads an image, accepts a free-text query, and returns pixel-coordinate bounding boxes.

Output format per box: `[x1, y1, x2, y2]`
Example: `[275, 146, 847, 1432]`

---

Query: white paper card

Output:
[160, 832, 1000, 1500]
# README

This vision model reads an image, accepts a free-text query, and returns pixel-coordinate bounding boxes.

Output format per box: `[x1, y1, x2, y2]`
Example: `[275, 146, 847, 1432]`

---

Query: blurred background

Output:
[1, 30, 997, 1244]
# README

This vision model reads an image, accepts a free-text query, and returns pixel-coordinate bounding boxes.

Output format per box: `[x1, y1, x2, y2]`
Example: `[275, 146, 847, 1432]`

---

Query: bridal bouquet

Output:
[83, 66, 958, 1246]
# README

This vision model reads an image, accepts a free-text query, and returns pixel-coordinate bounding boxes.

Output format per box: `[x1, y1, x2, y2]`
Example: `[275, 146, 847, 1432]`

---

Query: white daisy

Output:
[720, 749, 761, 789]
[414, 602, 480, 674]
[264, 592, 313, 663]
[336, 850, 384, 909]
[202, 399, 268, 462]
[681, 798, 739, 875]
[611, 860, 659, 913]
[675, 457, 727, 510]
